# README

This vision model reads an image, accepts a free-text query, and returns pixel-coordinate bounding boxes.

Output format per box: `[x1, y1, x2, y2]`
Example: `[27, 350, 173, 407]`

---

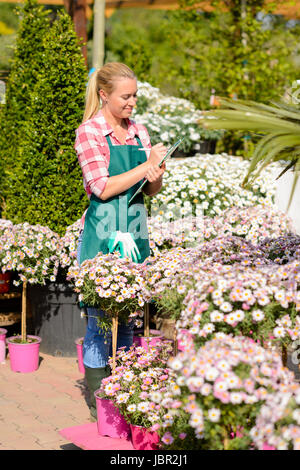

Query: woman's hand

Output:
[145, 162, 166, 183]
[148, 143, 167, 166]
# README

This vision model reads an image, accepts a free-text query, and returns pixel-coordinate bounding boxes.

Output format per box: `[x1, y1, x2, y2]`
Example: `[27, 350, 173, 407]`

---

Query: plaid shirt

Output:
[75, 109, 152, 228]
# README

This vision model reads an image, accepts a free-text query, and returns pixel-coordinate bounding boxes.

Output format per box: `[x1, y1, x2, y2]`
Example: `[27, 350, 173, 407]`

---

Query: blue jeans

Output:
[77, 231, 134, 368]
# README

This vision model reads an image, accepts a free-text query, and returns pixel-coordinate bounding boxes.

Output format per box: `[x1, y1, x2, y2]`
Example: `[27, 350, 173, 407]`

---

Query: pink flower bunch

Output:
[67, 251, 150, 327]
[178, 259, 300, 346]
[250, 385, 300, 450]
[98, 341, 175, 429]
[212, 205, 294, 245]
[147, 215, 217, 256]
[164, 335, 299, 449]
[0, 222, 61, 285]
[147, 205, 293, 255]
[144, 246, 200, 297]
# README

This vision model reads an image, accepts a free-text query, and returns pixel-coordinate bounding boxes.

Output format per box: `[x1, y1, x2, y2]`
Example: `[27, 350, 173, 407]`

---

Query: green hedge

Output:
[0, 0, 51, 208]
[2, 4, 88, 234]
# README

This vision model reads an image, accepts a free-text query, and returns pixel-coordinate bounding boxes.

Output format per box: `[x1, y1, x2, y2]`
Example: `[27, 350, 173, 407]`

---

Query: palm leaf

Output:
[219, 97, 300, 122]
[275, 160, 297, 181]
[201, 97, 300, 209]
[287, 161, 300, 211]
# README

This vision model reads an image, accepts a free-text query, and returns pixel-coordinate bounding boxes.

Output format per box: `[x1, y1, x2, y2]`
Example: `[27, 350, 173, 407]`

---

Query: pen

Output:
[138, 147, 151, 151]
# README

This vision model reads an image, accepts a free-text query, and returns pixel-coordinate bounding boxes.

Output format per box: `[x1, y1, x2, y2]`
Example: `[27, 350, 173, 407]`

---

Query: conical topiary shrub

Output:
[3, 10, 88, 234]
[0, 0, 51, 210]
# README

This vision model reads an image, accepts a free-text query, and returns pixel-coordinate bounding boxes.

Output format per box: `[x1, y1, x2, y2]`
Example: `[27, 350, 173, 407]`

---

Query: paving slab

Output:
[0, 351, 90, 450]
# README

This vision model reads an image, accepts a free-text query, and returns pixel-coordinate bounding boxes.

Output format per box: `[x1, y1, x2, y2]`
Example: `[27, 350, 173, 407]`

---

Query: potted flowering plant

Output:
[67, 250, 151, 367]
[0, 222, 63, 370]
[97, 340, 175, 449]
[0, 222, 63, 371]
[161, 334, 299, 450]
[67, 251, 149, 334]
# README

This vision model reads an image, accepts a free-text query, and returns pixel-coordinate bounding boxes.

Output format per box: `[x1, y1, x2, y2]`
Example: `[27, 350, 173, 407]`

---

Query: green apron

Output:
[80, 135, 150, 265]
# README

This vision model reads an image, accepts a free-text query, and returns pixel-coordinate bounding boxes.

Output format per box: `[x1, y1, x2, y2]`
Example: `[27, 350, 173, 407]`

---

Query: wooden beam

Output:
[1, 0, 300, 18]
[64, 0, 88, 66]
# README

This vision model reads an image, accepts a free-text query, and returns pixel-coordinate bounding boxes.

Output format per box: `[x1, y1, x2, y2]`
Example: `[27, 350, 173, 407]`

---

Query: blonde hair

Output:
[82, 62, 136, 123]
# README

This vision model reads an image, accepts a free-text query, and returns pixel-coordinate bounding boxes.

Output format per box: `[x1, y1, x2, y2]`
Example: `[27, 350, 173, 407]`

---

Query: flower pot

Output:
[130, 424, 160, 450]
[0, 272, 11, 294]
[75, 337, 84, 374]
[0, 328, 7, 363]
[157, 318, 176, 340]
[133, 329, 163, 351]
[7, 335, 41, 373]
[262, 443, 276, 450]
[94, 392, 131, 439]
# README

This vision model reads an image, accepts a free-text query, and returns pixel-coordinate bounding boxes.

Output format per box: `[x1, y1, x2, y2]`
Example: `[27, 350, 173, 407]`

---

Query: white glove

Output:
[108, 231, 141, 263]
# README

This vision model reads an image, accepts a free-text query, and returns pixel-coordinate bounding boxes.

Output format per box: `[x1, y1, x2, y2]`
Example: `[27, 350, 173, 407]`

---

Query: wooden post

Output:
[92, 0, 106, 69]
[63, 0, 88, 67]
[173, 327, 178, 356]
[111, 313, 118, 373]
[144, 303, 150, 338]
[21, 281, 27, 343]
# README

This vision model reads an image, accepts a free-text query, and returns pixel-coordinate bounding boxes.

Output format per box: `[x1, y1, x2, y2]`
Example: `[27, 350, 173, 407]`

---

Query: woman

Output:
[75, 63, 166, 420]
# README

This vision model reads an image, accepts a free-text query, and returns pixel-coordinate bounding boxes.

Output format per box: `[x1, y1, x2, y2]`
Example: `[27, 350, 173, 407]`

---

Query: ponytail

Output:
[82, 62, 136, 123]
[82, 70, 100, 123]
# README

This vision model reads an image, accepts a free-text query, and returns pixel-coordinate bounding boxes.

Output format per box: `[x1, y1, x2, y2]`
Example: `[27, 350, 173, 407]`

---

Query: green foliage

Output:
[105, 10, 169, 86]
[0, 0, 51, 207]
[106, 4, 300, 156]
[3, 8, 88, 234]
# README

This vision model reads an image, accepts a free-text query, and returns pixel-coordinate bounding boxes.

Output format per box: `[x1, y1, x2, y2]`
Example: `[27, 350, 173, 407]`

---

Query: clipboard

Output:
[128, 137, 184, 204]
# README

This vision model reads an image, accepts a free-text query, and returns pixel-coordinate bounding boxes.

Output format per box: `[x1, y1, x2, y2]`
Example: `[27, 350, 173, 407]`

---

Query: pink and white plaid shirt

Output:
[75, 109, 152, 228]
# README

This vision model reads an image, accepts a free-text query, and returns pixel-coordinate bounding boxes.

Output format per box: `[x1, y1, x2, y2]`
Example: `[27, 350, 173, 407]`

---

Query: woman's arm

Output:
[99, 144, 166, 201]
[99, 160, 150, 200]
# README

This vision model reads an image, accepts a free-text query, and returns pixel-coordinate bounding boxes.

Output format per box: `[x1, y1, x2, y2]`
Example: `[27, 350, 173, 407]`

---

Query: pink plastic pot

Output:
[75, 337, 84, 374]
[7, 335, 41, 373]
[133, 329, 163, 351]
[94, 392, 131, 439]
[130, 424, 160, 450]
[262, 443, 276, 450]
[0, 328, 7, 363]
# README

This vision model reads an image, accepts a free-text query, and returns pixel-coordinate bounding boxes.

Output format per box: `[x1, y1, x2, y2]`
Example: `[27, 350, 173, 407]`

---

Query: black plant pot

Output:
[172, 139, 217, 158]
[199, 139, 217, 154]
[28, 282, 87, 357]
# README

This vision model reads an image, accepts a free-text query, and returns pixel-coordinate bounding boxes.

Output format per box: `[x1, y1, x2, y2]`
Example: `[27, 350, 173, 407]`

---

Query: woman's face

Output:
[101, 78, 138, 120]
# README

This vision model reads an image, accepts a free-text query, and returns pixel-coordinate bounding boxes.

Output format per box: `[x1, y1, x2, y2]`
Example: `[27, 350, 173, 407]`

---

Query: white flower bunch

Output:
[133, 81, 222, 152]
[147, 154, 280, 223]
